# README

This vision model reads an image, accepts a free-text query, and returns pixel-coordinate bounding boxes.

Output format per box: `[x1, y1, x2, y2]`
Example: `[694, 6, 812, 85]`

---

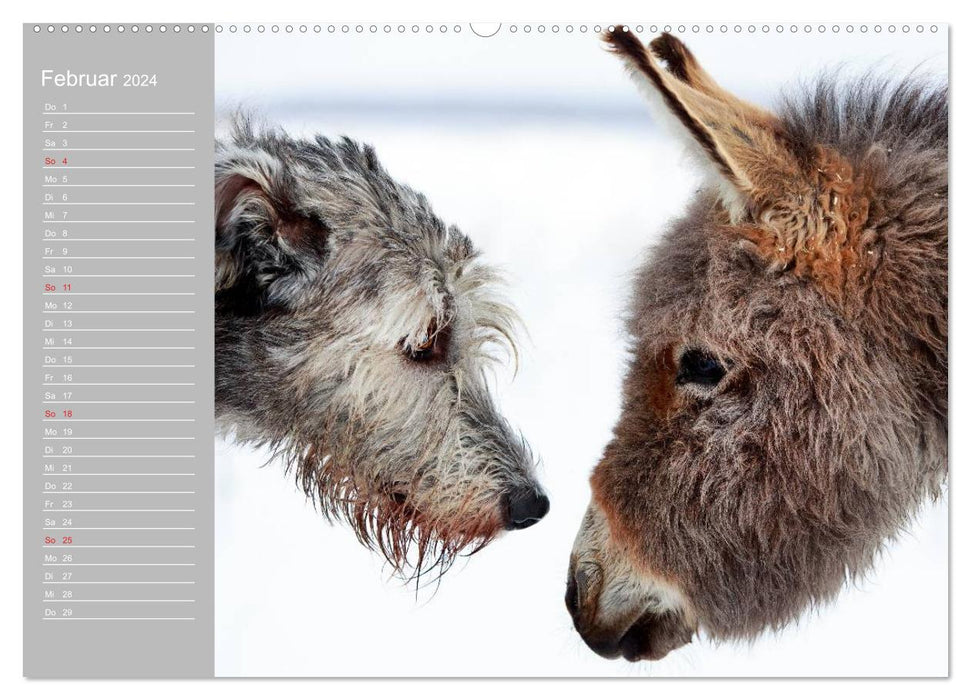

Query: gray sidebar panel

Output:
[23, 23, 215, 678]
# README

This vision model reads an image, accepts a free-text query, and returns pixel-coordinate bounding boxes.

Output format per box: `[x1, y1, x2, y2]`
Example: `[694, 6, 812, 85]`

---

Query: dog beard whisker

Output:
[292, 447, 502, 584]
[252, 345, 515, 583]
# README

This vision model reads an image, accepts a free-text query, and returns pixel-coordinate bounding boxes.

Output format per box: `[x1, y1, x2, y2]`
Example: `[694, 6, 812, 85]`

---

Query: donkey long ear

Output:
[214, 150, 328, 307]
[604, 29, 876, 302]
[646, 33, 777, 124]
[603, 29, 803, 221]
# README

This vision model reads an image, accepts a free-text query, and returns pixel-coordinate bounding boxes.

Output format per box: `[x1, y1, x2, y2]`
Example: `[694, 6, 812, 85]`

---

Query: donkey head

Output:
[215, 118, 548, 578]
[567, 30, 947, 660]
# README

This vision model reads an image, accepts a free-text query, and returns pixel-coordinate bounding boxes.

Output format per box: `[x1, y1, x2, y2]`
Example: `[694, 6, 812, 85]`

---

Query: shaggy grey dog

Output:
[567, 31, 947, 661]
[214, 118, 548, 577]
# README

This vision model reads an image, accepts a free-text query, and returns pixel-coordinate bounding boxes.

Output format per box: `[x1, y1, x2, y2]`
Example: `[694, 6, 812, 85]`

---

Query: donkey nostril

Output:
[565, 571, 580, 619]
[505, 490, 550, 530]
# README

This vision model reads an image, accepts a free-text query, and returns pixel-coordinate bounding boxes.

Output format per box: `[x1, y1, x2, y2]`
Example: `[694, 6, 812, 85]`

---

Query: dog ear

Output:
[602, 29, 803, 222]
[214, 153, 329, 308]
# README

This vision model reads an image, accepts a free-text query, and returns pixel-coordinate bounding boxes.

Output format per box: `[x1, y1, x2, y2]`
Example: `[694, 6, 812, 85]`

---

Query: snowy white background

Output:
[213, 25, 948, 677]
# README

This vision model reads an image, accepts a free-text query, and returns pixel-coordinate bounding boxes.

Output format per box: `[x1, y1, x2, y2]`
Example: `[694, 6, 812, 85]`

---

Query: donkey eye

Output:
[676, 349, 727, 387]
[401, 322, 449, 364]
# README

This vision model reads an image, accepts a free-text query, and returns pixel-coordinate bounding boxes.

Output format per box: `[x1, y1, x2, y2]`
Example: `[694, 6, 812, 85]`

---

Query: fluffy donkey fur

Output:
[567, 30, 947, 661]
[215, 117, 548, 579]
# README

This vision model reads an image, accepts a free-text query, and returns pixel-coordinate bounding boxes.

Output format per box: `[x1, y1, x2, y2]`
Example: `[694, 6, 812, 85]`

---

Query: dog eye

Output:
[676, 349, 727, 387]
[402, 322, 449, 364]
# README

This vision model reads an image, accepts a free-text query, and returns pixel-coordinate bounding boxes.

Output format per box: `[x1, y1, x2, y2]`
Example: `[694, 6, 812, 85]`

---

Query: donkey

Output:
[215, 117, 549, 578]
[566, 30, 947, 661]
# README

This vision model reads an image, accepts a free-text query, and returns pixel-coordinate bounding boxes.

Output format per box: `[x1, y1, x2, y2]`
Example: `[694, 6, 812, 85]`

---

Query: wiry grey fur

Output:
[568, 30, 947, 661]
[215, 117, 545, 578]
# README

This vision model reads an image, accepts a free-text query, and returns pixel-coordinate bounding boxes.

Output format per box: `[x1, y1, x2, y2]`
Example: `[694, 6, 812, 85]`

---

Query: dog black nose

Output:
[505, 489, 550, 530]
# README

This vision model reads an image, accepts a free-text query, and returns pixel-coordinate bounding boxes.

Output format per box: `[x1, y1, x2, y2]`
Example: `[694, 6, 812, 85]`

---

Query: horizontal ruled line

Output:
[42, 472, 196, 479]
[42, 437, 195, 440]
[43, 166, 196, 170]
[43, 202, 194, 206]
[43, 509, 195, 512]
[44, 293, 195, 296]
[43, 238, 197, 242]
[43, 546, 195, 549]
[43, 148, 196, 152]
[41, 148, 196, 152]
[43, 563, 195, 566]
[39, 455, 195, 458]
[42, 184, 196, 187]
[43, 581, 196, 585]
[42, 383, 194, 386]
[43, 130, 196, 133]
[42, 111, 197, 115]
[40, 331, 196, 334]
[44, 309, 195, 314]
[42, 618, 197, 621]
[43, 365, 194, 368]
[43, 346, 196, 350]
[43, 418, 194, 421]
[41, 223, 195, 225]
[40, 599, 196, 603]
[44, 365, 194, 368]
[43, 399, 196, 402]
[42, 491, 196, 494]
[42, 257, 195, 260]
[43, 527, 195, 530]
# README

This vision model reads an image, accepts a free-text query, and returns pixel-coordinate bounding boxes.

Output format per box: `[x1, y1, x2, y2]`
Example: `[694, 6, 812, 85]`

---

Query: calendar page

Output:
[22, 21, 949, 678]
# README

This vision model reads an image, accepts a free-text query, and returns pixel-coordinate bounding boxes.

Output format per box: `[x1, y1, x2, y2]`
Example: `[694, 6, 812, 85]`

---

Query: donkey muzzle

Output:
[566, 560, 693, 661]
